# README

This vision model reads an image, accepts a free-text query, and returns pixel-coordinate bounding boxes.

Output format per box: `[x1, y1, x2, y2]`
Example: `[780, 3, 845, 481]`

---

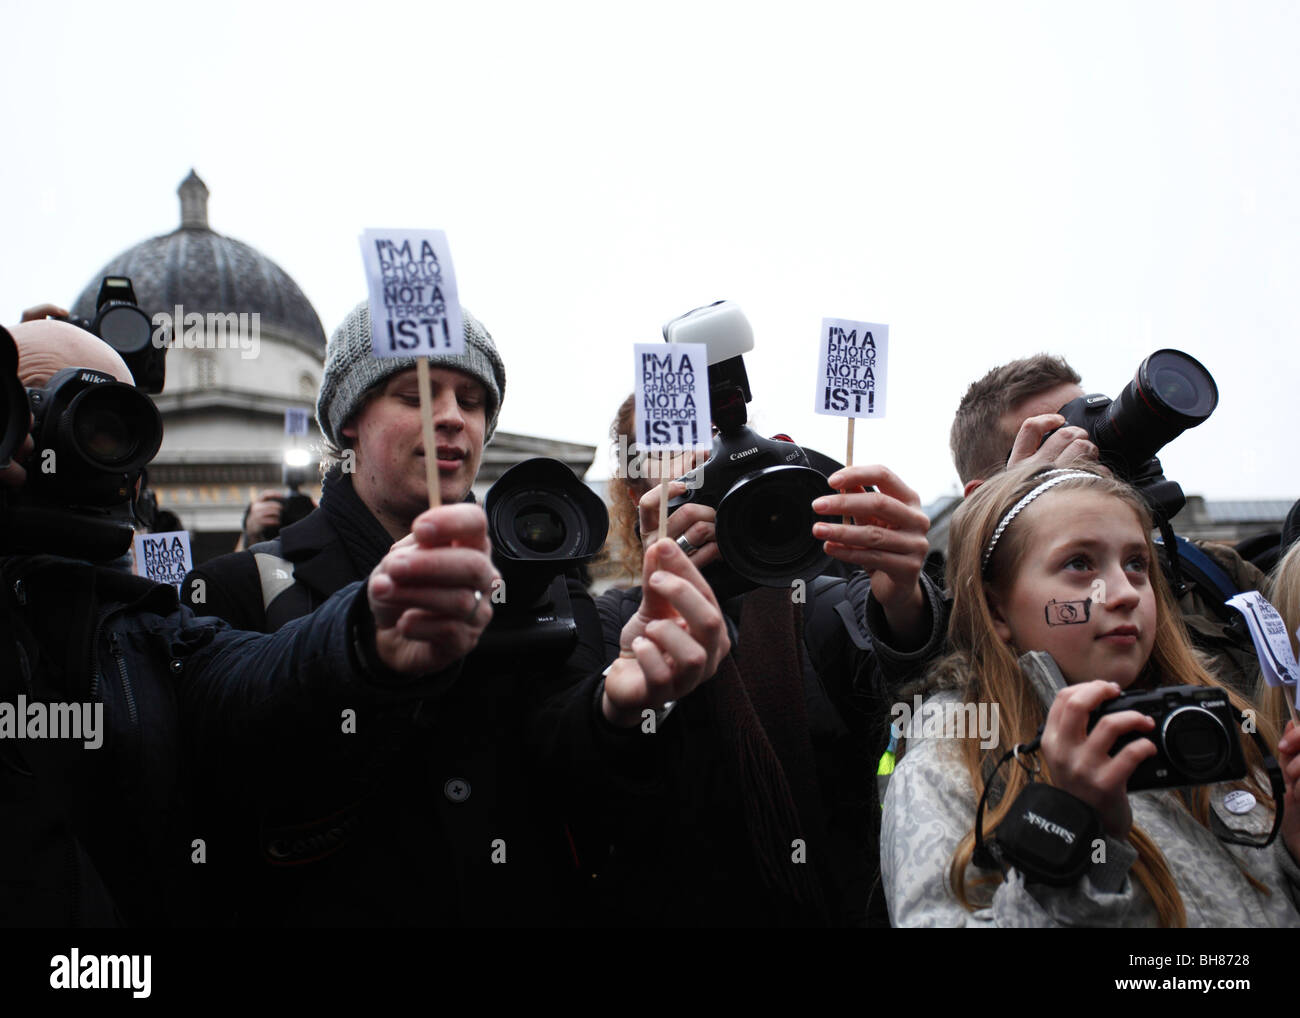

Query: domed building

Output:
[73, 170, 596, 563]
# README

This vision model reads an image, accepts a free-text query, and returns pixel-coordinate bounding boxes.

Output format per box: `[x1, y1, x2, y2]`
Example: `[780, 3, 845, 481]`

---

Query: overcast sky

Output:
[3, 0, 1297, 505]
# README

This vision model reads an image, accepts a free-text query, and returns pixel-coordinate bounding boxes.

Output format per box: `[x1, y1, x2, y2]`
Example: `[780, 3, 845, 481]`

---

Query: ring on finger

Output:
[675, 534, 698, 556]
[464, 588, 484, 623]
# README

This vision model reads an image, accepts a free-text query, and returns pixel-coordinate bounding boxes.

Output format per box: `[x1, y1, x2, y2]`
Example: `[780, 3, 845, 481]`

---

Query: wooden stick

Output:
[843, 417, 856, 526]
[417, 358, 441, 508]
[658, 451, 669, 546]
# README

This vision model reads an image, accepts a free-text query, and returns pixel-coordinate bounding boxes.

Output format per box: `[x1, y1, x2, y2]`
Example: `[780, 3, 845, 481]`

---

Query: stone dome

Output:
[71, 170, 326, 354]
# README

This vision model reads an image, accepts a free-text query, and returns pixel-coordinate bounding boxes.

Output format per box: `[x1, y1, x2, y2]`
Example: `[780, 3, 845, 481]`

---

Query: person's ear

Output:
[963, 477, 984, 497]
[986, 584, 1013, 643]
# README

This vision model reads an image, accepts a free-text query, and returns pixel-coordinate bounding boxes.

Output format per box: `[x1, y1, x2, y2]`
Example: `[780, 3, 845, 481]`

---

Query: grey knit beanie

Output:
[317, 301, 507, 447]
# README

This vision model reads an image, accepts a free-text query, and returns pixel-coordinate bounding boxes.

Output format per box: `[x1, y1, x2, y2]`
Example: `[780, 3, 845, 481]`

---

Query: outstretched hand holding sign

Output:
[811, 464, 931, 648]
[367, 503, 499, 675]
[601, 538, 730, 727]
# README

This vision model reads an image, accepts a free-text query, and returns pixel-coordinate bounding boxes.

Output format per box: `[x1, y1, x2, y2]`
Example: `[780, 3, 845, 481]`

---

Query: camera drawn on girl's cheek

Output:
[1044, 598, 1091, 625]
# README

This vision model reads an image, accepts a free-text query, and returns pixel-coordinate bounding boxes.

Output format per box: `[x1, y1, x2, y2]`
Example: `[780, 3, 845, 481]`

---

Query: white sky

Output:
[3, 0, 1297, 505]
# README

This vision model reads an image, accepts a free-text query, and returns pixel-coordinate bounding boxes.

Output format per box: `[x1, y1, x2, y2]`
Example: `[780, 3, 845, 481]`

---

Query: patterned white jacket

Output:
[881, 653, 1300, 927]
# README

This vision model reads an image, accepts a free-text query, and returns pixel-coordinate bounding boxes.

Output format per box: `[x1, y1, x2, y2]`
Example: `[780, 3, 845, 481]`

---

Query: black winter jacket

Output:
[589, 570, 946, 927]
[182, 482, 643, 926]
[0, 553, 429, 926]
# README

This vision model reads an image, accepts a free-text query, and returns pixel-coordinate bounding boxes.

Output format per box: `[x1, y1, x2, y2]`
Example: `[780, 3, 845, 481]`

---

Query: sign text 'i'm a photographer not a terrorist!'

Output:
[815, 318, 888, 418]
[634, 343, 712, 450]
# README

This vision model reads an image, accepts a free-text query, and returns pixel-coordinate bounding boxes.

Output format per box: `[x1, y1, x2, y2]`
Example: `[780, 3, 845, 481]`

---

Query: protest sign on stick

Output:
[1227, 591, 1300, 725]
[284, 407, 310, 437]
[360, 228, 465, 507]
[814, 318, 889, 523]
[133, 531, 193, 592]
[633, 342, 711, 551]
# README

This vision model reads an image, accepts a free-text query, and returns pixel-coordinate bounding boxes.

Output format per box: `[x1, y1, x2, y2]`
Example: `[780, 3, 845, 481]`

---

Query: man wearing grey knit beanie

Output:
[184, 299, 506, 634]
[318, 299, 507, 537]
[181, 296, 732, 927]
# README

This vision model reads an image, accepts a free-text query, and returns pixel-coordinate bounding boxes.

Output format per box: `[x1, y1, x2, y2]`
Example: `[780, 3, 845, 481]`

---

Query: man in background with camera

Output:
[0, 317, 592, 925]
[948, 352, 1266, 695]
[183, 300, 731, 925]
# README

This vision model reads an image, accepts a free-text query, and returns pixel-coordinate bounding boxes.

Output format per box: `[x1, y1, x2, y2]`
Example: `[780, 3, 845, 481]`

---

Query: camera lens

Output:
[70, 388, 146, 467]
[514, 505, 566, 554]
[715, 464, 834, 588]
[77, 406, 134, 463]
[1150, 365, 1199, 413]
[0, 327, 25, 468]
[1143, 350, 1217, 419]
[59, 382, 163, 472]
[96, 304, 153, 355]
[1095, 349, 1218, 470]
[1162, 706, 1230, 782]
[485, 458, 608, 564]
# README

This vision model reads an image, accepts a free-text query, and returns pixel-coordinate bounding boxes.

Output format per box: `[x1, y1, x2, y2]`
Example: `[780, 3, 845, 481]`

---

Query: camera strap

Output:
[1208, 719, 1284, 849]
[974, 719, 1284, 875]
[972, 734, 1104, 887]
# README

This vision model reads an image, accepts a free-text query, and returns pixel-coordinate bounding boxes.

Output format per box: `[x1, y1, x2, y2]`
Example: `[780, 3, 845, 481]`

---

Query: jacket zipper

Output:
[109, 631, 138, 731]
[89, 612, 107, 701]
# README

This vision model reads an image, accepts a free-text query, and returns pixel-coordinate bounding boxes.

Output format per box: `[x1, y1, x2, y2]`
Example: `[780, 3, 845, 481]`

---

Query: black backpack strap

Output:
[1156, 534, 1241, 624]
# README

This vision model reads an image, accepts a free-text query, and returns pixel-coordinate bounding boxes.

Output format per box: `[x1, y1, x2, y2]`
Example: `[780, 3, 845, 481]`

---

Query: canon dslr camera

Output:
[663, 301, 837, 600]
[1048, 349, 1218, 520]
[1088, 685, 1247, 791]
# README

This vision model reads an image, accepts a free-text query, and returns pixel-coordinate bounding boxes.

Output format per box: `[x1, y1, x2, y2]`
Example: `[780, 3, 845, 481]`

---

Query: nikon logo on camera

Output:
[150, 305, 260, 360]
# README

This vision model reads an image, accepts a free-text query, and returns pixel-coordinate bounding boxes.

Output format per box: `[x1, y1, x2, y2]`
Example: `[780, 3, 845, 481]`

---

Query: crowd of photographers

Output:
[2, 282, 1299, 928]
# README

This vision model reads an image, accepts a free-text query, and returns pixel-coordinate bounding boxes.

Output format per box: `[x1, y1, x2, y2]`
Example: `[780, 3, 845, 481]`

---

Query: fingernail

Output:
[649, 571, 669, 587]
[812, 523, 831, 538]
[812, 498, 831, 513]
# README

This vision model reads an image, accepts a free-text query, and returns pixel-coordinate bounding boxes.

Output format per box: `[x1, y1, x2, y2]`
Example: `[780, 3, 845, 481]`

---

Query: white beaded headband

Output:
[980, 470, 1104, 575]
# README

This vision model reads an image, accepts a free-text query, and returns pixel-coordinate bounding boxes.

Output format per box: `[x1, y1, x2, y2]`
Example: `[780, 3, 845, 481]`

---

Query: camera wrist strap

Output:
[972, 734, 1042, 873]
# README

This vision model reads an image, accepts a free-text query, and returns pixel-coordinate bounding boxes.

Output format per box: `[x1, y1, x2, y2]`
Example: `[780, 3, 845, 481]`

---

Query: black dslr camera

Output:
[664, 301, 837, 601]
[1088, 685, 1247, 790]
[54, 276, 166, 394]
[475, 457, 608, 662]
[0, 326, 163, 560]
[1051, 349, 1218, 521]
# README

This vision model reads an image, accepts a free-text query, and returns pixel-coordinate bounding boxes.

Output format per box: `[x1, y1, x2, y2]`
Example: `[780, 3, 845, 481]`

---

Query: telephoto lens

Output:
[0, 327, 27, 469]
[485, 456, 608, 607]
[28, 367, 163, 507]
[1096, 349, 1219, 468]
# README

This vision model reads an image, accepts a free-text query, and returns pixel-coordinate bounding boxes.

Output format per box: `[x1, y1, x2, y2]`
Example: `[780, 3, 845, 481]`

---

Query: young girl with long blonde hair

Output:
[882, 464, 1300, 926]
